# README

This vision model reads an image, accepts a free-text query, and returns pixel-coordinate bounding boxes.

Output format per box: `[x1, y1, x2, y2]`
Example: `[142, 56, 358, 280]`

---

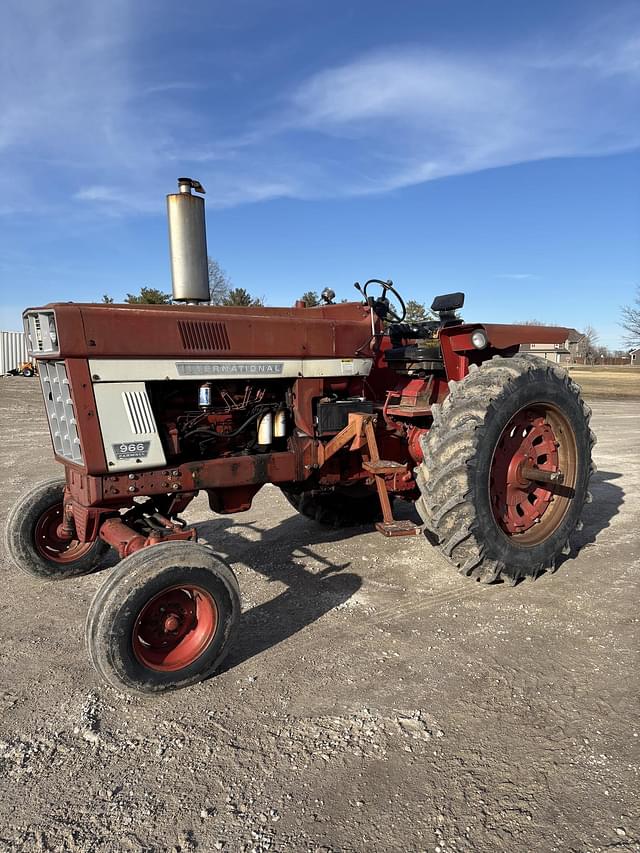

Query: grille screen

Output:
[177, 320, 230, 351]
[39, 361, 83, 464]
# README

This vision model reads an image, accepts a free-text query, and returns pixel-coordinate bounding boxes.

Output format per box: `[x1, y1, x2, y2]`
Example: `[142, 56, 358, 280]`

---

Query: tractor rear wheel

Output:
[416, 355, 595, 583]
[5, 477, 109, 579]
[85, 541, 240, 693]
[280, 485, 384, 527]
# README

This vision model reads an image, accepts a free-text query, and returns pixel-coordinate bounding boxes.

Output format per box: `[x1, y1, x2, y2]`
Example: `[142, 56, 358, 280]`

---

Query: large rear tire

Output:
[5, 477, 109, 579]
[85, 542, 241, 694]
[280, 485, 384, 528]
[416, 355, 595, 583]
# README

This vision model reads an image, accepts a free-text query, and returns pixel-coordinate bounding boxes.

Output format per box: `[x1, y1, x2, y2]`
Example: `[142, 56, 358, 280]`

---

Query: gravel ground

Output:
[0, 377, 638, 853]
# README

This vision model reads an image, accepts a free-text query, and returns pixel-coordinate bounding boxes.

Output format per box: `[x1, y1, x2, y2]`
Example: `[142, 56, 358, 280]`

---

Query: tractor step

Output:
[363, 459, 408, 475]
[375, 519, 422, 537]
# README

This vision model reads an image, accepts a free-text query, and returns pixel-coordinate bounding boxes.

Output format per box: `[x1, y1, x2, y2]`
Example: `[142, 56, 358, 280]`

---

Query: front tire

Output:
[5, 477, 109, 579]
[85, 542, 241, 694]
[416, 355, 595, 583]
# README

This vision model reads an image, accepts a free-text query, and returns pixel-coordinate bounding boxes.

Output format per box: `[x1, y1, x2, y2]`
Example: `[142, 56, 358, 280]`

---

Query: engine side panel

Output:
[93, 382, 167, 472]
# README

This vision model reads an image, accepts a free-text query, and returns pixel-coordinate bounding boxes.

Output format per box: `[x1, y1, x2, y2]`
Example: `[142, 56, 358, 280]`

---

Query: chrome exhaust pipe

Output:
[167, 178, 210, 303]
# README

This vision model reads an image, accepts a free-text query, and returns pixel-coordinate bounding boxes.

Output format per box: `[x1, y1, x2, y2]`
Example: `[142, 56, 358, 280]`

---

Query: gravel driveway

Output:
[1, 379, 638, 853]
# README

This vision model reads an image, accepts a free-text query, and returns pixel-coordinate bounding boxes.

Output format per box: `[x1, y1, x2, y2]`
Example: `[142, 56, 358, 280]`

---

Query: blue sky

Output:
[1, 0, 638, 348]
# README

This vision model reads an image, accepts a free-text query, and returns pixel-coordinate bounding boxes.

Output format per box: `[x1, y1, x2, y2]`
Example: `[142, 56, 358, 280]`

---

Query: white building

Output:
[0, 330, 28, 374]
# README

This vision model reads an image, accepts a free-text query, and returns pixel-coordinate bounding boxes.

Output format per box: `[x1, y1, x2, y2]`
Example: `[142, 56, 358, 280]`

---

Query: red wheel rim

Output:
[34, 503, 94, 564]
[132, 585, 218, 672]
[490, 404, 577, 544]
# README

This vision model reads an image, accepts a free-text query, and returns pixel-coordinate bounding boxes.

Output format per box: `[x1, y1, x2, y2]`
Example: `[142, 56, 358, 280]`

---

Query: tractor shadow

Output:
[196, 506, 366, 671]
[566, 468, 624, 553]
[522, 467, 624, 582]
[194, 470, 624, 661]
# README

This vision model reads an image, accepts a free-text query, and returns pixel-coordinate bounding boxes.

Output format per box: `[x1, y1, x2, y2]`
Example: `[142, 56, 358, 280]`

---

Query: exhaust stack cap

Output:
[178, 177, 205, 195]
[167, 177, 210, 303]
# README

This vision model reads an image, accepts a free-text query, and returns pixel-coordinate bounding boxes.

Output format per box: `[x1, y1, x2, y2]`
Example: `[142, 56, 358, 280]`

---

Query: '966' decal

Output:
[112, 441, 151, 459]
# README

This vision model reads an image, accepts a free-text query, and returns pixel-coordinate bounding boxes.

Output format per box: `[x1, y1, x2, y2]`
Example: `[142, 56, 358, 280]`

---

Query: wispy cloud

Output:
[0, 3, 639, 214]
[495, 273, 538, 281]
[266, 31, 640, 198]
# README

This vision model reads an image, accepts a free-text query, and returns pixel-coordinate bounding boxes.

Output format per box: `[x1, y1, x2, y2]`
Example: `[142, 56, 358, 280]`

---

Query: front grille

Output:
[39, 361, 83, 464]
[178, 320, 230, 351]
[123, 389, 157, 435]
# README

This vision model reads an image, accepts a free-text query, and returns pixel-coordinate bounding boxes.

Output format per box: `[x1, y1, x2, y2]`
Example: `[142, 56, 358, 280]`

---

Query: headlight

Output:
[48, 317, 58, 346]
[471, 329, 488, 349]
[23, 310, 59, 354]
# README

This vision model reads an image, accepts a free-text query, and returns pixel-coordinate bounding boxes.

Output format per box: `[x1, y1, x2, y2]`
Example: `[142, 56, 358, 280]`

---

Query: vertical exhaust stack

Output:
[167, 178, 210, 303]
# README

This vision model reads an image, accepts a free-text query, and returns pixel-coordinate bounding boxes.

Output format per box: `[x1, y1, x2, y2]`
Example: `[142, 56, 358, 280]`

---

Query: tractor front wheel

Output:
[416, 355, 595, 583]
[5, 477, 109, 579]
[85, 542, 240, 693]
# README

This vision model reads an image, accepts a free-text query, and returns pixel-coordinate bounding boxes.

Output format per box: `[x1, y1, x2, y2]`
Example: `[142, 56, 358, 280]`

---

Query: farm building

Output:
[519, 328, 584, 364]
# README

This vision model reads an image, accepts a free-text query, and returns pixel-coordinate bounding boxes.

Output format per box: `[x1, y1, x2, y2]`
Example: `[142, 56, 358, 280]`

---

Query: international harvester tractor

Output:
[6, 179, 595, 694]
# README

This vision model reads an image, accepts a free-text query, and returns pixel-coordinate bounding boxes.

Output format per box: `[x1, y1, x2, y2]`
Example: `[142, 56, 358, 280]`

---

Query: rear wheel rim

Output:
[34, 503, 94, 564]
[489, 403, 578, 545]
[132, 585, 218, 672]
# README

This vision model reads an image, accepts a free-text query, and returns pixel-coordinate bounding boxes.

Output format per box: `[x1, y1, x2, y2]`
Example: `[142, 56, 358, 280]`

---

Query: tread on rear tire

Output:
[280, 485, 385, 528]
[416, 355, 596, 584]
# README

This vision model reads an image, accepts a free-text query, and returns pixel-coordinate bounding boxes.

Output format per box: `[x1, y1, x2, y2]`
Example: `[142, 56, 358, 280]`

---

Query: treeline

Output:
[102, 258, 264, 306]
[298, 291, 434, 322]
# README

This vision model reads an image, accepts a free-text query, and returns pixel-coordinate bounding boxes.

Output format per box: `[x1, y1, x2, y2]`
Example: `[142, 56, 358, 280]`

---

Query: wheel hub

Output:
[132, 585, 217, 672]
[163, 614, 181, 633]
[490, 409, 561, 535]
[34, 502, 94, 564]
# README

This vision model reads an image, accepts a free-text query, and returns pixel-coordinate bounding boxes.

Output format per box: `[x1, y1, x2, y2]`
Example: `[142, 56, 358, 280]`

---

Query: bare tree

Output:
[208, 257, 231, 305]
[621, 287, 640, 348]
[578, 324, 600, 364]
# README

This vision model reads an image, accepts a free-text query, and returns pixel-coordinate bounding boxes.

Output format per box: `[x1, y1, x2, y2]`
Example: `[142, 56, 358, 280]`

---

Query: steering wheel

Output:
[362, 278, 406, 323]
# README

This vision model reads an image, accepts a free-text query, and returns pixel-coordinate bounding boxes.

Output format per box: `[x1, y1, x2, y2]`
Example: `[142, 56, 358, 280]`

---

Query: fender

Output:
[439, 323, 570, 381]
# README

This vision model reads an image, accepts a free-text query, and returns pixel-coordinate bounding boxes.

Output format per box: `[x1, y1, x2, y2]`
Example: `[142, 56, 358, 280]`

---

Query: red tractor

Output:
[6, 179, 595, 694]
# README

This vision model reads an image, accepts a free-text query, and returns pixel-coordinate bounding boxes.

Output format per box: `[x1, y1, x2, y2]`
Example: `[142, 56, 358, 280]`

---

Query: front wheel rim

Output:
[489, 403, 578, 546]
[132, 585, 218, 672]
[34, 503, 94, 564]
